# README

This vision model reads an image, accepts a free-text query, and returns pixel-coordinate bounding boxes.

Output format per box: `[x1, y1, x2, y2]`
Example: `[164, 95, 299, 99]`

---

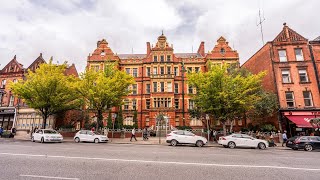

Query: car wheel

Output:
[304, 144, 313, 151]
[171, 139, 178, 146]
[31, 136, 35, 142]
[258, 142, 266, 150]
[196, 140, 204, 147]
[41, 137, 44, 143]
[94, 138, 99, 144]
[223, 145, 228, 148]
[228, 141, 236, 149]
[74, 137, 80, 143]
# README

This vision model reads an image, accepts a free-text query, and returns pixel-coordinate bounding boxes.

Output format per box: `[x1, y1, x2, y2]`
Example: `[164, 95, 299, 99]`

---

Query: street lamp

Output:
[181, 61, 186, 126]
[206, 114, 210, 142]
[111, 113, 117, 142]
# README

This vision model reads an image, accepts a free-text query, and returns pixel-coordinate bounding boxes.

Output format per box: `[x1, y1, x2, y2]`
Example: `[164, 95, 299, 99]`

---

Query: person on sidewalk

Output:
[130, 128, 137, 141]
[143, 127, 148, 141]
[0, 126, 3, 137]
[282, 131, 288, 147]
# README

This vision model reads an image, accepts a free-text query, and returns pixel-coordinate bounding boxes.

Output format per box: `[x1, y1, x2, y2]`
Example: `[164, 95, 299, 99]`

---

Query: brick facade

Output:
[86, 34, 242, 130]
[242, 23, 320, 136]
[0, 54, 79, 131]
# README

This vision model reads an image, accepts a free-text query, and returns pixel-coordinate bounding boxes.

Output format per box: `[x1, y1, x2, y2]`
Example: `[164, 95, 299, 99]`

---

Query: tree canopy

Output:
[187, 64, 266, 135]
[77, 63, 135, 129]
[10, 61, 81, 129]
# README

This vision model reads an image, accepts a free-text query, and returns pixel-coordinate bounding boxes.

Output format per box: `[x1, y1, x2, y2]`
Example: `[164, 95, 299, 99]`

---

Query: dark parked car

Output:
[286, 136, 320, 151]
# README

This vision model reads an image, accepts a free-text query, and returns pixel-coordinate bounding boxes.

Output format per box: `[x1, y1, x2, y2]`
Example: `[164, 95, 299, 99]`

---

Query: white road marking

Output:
[2, 152, 320, 172]
[20, 174, 79, 180]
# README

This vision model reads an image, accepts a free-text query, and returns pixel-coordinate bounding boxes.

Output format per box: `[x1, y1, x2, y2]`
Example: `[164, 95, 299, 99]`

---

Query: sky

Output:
[0, 0, 319, 72]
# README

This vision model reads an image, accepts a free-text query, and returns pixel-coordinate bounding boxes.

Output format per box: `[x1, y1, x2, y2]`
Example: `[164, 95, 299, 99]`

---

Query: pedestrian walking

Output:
[0, 126, 3, 137]
[143, 127, 148, 140]
[130, 128, 137, 141]
[282, 131, 288, 147]
[212, 130, 217, 142]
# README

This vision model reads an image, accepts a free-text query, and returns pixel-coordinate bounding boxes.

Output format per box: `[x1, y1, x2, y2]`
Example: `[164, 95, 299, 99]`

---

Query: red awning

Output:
[285, 115, 315, 128]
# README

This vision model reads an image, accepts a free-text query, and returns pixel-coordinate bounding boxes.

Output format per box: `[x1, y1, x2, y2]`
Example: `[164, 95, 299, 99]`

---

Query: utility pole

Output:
[256, 9, 266, 46]
[181, 61, 186, 126]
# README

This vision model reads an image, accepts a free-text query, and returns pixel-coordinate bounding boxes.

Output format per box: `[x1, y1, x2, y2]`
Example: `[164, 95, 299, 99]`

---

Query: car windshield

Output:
[44, 130, 58, 134]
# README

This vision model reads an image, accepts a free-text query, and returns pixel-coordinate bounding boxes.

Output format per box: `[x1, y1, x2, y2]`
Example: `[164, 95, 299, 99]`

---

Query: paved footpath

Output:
[0, 137, 320, 180]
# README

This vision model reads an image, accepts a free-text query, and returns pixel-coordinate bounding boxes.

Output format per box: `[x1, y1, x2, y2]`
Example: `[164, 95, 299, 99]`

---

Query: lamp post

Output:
[111, 113, 117, 142]
[181, 61, 186, 126]
[206, 114, 210, 142]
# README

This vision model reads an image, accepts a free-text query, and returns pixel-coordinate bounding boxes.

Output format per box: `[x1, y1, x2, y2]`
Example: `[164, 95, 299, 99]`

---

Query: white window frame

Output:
[303, 91, 313, 107]
[132, 68, 138, 77]
[295, 48, 304, 61]
[281, 70, 291, 83]
[285, 91, 295, 108]
[298, 69, 309, 82]
[9, 95, 14, 106]
[278, 50, 287, 62]
[167, 82, 172, 92]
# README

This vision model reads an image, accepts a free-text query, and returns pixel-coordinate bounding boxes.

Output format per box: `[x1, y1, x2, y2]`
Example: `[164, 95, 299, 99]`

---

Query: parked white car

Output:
[31, 129, 63, 143]
[218, 134, 268, 149]
[74, 130, 108, 143]
[166, 130, 208, 147]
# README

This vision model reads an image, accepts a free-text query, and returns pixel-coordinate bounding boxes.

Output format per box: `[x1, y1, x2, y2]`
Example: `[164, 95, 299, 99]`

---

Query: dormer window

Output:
[160, 55, 164, 62]
[153, 55, 158, 62]
[167, 55, 171, 61]
[101, 50, 105, 56]
[220, 48, 225, 54]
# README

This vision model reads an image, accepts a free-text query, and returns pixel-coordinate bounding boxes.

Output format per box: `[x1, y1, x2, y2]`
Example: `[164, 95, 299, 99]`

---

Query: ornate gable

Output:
[152, 32, 173, 51]
[88, 39, 119, 62]
[28, 53, 47, 72]
[206, 36, 239, 59]
[1, 55, 24, 74]
[273, 23, 308, 43]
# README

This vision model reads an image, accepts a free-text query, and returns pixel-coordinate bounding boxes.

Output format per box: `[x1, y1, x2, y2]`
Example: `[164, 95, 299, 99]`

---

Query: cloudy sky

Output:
[0, 0, 319, 72]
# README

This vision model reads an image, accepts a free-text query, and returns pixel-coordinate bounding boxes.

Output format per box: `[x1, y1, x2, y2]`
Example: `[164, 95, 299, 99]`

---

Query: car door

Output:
[78, 130, 87, 142]
[34, 130, 42, 141]
[87, 131, 94, 142]
[174, 131, 185, 143]
[241, 135, 255, 147]
[230, 134, 244, 147]
[184, 131, 196, 144]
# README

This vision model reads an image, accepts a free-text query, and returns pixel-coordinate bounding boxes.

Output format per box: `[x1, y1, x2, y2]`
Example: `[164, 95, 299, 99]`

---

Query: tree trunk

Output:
[222, 122, 226, 136]
[42, 114, 47, 129]
[97, 109, 103, 130]
[229, 120, 234, 133]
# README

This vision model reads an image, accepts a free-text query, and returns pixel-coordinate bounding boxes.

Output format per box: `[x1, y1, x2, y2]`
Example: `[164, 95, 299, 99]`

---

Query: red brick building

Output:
[0, 54, 79, 131]
[242, 23, 320, 136]
[87, 34, 242, 130]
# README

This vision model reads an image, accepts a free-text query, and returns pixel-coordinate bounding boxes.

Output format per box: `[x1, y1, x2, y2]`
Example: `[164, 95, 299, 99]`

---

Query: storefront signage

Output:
[296, 128, 302, 131]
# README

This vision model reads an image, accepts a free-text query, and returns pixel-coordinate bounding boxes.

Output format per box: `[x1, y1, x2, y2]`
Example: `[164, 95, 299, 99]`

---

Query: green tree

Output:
[77, 63, 134, 129]
[10, 61, 81, 129]
[248, 91, 279, 125]
[310, 118, 320, 135]
[187, 64, 265, 135]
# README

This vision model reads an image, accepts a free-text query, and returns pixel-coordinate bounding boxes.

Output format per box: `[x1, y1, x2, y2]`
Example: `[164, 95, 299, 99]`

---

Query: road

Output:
[0, 139, 320, 180]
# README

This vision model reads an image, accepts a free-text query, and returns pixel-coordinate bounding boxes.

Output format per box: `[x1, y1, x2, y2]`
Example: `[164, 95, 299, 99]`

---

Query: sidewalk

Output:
[11, 134, 287, 149]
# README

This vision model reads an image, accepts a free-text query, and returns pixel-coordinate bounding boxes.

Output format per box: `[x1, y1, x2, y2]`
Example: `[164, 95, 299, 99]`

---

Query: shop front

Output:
[0, 107, 16, 130]
[282, 111, 319, 137]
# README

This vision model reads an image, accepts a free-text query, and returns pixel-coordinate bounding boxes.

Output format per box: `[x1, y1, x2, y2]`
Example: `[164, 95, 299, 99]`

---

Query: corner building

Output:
[87, 34, 240, 130]
[242, 23, 320, 136]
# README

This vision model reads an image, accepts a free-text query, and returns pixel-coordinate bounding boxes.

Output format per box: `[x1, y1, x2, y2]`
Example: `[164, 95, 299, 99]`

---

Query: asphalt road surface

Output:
[1, 139, 320, 180]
